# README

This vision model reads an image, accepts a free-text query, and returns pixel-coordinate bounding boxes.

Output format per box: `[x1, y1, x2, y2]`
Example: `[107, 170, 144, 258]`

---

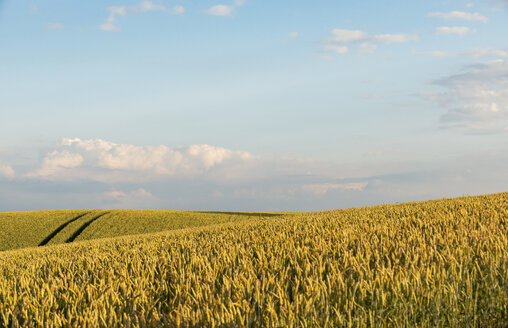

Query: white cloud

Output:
[206, 5, 235, 16]
[326, 29, 418, 44]
[105, 188, 152, 200]
[414, 50, 451, 57]
[21, 138, 382, 206]
[428, 11, 489, 23]
[100, 1, 175, 31]
[370, 34, 419, 44]
[466, 48, 508, 58]
[206, 0, 245, 16]
[415, 48, 508, 59]
[6, 137, 508, 211]
[427, 59, 508, 131]
[323, 44, 349, 54]
[0, 165, 15, 179]
[103, 188, 155, 209]
[289, 31, 298, 38]
[27, 138, 253, 180]
[329, 29, 367, 43]
[323, 28, 418, 56]
[358, 43, 377, 53]
[28, 150, 83, 178]
[45, 23, 64, 30]
[435, 26, 473, 36]
[173, 5, 185, 15]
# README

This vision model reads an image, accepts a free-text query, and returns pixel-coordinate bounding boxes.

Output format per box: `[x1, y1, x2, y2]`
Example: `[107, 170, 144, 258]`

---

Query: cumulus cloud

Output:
[427, 59, 508, 131]
[428, 11, 489, 22]
[206, 0, 245, 16]
[27, 150, 83, 178]
[0, 165, 15, 179]
[289, 31, 298, 38]
[5, 137, 508, 211]
[19, 138, 381, 207]
[27, 138, 253, 181]
[322, 28, 418, 56]
[100, 1, 181, 31]
[435, 26, 473, 36]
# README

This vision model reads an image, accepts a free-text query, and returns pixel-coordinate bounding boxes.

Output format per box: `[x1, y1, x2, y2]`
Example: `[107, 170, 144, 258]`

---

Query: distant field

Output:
[0, 193, 507, 327]
[0, 210, 282, 251]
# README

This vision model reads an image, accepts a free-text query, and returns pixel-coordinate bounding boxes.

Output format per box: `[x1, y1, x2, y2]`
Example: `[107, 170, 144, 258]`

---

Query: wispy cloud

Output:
[301, 182, 368, 196]
[206, 0, 245, 16]
[428, 11, 488, 23]
[0, 165, 15, 180]
[100, 1, 182, 31]
[435, 26, 474, 36]
[322, 28, 419, 56]
[206, 5, 235, 16]
[426, 59, 508, 132]
[173, 5, 185, 15]
[323, 44, 349, 54]
[466, 48, 508, 58]
[414, 50, 451, 57]
[415, 48, 508, 58]
[103, 188, 155, 208]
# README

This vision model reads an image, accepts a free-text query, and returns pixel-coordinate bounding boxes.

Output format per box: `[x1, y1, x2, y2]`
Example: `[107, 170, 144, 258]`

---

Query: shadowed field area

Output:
[0, 210, 283, 251]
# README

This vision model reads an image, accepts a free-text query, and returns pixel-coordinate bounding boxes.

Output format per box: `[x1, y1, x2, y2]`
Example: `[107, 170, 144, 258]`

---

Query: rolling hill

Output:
[0, 209, 282, 251]
[0, 193, 506, 327]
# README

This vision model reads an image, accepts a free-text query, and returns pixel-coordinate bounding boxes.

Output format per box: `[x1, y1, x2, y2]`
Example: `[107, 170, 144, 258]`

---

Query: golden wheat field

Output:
[0, 192, 507, 327]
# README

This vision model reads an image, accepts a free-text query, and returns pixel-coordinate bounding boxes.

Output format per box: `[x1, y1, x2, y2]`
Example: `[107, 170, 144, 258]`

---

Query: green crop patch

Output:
[0, 209, 283, 251]
[0, 210, 86, 251]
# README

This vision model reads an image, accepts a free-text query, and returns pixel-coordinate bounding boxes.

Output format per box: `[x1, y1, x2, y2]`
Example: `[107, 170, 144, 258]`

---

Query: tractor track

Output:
[38, 212, 91, 246]
[65, 212, 110, 243]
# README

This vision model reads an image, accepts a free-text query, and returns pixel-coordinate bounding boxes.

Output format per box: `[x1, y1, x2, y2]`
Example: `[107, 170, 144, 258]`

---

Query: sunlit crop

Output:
[0, 193, 506, 327]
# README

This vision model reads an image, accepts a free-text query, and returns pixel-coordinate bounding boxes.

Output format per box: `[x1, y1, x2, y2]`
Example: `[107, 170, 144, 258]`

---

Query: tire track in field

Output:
[38, 212, 91, 246]
[65, 212, 110, 243]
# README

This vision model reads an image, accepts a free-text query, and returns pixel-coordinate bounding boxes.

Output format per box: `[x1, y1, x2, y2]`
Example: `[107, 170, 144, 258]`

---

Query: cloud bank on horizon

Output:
[1, 136, 507, 211]
[1, 0, 507, 210]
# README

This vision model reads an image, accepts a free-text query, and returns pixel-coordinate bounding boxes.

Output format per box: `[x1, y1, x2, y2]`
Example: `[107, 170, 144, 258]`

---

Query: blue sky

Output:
[1, 0, 507, 211]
